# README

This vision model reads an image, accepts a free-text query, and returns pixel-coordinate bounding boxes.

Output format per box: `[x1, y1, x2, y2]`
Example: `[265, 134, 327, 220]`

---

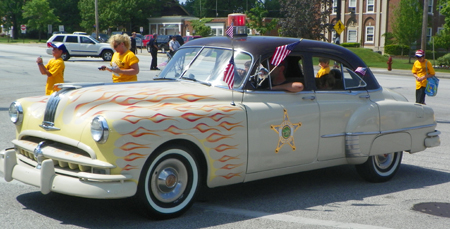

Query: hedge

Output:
[384, 44, 410, 55]
[341, 42, 360, 48]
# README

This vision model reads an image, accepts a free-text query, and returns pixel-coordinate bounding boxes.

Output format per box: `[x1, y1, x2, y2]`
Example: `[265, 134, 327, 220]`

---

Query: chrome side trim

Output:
[321, 123, 436, 138]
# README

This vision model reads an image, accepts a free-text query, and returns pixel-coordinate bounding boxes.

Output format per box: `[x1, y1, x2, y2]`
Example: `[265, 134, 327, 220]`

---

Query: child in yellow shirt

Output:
[36, 43, 67, 95]
[316, 58, 330, 78]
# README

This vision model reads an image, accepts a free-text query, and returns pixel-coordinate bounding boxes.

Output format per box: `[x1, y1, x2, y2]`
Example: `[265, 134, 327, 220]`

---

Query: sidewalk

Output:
[370, 67, 450, 79]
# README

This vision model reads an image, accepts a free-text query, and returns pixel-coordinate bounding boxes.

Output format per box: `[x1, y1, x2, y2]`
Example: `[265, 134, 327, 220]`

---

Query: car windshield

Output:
[158, 47, 252, 88]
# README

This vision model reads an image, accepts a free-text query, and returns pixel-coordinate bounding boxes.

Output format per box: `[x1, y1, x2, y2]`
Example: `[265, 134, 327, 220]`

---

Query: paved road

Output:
[0, 43, 449, 229]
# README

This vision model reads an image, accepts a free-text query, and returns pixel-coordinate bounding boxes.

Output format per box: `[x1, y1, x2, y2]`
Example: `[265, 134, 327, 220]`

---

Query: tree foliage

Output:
[48, 0, 81, 33]
[278, 0, 333, 39]
[22, 0, 60, 41]
[391, 0, 422, 47]
[245, 1, 278, 35]
[78, 0, 163, 33]
[190, 18, 213, 37]
[434, 0, 450, 49]
[0, 0, 26, 39]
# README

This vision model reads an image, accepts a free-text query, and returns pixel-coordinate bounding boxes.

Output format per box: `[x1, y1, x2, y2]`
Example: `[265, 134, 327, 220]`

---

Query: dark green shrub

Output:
[384, 44, 410, 55]
[341, 42, 360, 47]
[437, 53, 450, 66]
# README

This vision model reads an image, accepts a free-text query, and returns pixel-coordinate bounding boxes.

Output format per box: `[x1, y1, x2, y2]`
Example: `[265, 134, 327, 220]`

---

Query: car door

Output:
[312, 56, 378, 161]
[244, 57, 320, 173]
[64, 35, 80, 55]
[79, 36, 98, 55]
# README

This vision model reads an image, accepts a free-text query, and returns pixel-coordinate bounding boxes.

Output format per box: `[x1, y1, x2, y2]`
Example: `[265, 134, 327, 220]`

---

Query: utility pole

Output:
[421, 0, 428, 50]
[95, 0, 99, 40]
[335, 0, 341, 44]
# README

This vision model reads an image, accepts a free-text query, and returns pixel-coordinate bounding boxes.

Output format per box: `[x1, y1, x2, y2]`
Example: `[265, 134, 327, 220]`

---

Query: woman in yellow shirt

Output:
[412, 49, 435, 105]
[100, 34, 139, 82]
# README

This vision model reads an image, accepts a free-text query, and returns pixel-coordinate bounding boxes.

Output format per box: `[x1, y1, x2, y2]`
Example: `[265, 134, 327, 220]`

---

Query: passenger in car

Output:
[270, 61, 304, 92]
[315, 58, 330, 78]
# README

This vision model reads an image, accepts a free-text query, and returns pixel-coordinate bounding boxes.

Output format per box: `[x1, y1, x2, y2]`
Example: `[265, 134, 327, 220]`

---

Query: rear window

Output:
[66, 36, 78, 43]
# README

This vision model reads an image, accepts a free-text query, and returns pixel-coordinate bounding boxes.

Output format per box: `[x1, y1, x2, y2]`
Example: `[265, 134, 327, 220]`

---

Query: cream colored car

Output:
[0, 36, 440, 220]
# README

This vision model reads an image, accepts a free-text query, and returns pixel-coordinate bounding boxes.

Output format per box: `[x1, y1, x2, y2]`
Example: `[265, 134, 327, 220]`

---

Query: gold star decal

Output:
[270, 109, 302, 153]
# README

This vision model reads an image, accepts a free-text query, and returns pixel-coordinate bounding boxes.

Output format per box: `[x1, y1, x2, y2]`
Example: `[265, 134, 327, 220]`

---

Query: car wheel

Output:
[137, 145, 200, 219]
[355, 151, 403, 183]
[62, 53, 70, 61]
[101, 50, 113, 61]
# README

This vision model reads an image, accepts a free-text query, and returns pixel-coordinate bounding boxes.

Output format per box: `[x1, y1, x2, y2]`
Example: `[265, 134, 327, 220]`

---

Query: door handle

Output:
[359, 95, 370, 99]
[302, 96, 316, 100]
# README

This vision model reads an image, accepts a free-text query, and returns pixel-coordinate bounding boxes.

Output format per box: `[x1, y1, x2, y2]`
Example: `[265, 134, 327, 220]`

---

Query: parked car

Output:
[135, 37, 143, 49]
[91, 33, 110, 43]
[142, 34, 153, 47]
[0, 35, 440, 220]
[183, 35, 202, 43]
[45, 34, 114, 61]
[149, 34, 184, 53]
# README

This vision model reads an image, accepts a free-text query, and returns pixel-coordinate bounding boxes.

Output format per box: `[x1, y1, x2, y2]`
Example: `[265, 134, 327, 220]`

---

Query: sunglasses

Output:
[114, 42, 121, 48]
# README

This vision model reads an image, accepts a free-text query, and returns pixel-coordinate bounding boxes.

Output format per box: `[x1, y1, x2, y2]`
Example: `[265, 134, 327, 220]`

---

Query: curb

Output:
[370, 68, 450, 79]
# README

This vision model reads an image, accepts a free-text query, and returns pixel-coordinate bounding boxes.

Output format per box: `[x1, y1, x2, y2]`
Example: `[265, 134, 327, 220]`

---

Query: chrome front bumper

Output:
[0, 148, 137, 199]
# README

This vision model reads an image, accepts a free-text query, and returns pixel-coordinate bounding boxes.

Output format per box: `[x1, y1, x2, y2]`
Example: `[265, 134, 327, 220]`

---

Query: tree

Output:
[47, 0, 82, 33]
[391, 0, 422, 59]
[278, 0, 333, 39]
[245, 1, 278, 35]
[78, 0, 162, 34]
[434, 0, 450, 49]
[183, 0, 258, 18]
[0, 0, 26, 39]
[190, 18, 213, 37]
[22, 0, 60, 41]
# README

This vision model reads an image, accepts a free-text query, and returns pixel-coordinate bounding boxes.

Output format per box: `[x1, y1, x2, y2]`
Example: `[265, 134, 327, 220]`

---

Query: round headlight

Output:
[9, 102, 23, 124]
[91, 116, 109, 143]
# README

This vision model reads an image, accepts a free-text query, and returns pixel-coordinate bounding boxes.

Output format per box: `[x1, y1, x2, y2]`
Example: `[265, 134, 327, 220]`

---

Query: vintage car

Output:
[0, 35, 440, 220]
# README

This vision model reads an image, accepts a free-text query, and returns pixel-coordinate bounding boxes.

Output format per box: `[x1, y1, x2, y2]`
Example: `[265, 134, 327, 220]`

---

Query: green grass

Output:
[0, 36, 46, 44]
[347, 47, 450, 73]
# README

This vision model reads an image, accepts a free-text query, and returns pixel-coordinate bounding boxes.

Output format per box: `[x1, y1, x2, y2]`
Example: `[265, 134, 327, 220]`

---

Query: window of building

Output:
[365, 26, 374, 43]
[349, 0, 356, 8]
[367, 0, 374, 12]
[428, 0, 433, 14]
[427, 27, 432, 43]
[437, 27, 444, 35]
[333, 0, 338, 14]
[347, 30, 357, 42]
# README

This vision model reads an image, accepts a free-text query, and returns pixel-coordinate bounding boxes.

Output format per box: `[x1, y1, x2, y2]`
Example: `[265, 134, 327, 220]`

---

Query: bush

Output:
[437, 53, 450, 66]
[384, 44, 410, 55]
[425, 50, 448, 59]
[341, 42, 360, 47]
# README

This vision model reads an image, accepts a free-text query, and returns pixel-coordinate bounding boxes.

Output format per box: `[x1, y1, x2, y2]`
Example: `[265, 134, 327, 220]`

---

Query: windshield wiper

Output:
[181, 75, 211, 86]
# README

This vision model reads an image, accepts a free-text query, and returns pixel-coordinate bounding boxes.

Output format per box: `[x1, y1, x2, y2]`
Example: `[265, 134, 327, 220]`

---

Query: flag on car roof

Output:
[223, 56, 235, 89]
[270, 40, 301, 66]
[226, 23, 234, 38]
[355, 67, 367, 76]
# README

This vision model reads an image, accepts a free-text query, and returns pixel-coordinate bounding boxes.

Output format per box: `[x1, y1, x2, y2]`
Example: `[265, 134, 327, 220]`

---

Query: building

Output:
[327, 0, 445, 53]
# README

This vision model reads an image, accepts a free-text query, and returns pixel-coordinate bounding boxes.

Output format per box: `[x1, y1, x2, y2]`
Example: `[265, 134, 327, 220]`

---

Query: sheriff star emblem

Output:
[271, 109, 301, 153]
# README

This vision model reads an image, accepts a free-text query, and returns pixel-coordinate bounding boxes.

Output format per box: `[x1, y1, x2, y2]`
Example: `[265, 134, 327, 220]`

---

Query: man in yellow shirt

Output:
[412, 49, 435, 104]
[36, 43, 66, 95]
[315, 58, 330, 78]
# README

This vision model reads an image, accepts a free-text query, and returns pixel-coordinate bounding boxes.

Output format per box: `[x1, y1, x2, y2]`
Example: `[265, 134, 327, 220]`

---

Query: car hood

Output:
[16, 81, 236, 142]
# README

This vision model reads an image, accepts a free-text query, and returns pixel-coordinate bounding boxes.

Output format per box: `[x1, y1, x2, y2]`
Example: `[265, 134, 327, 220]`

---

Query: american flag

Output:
[270, 40, 301, 66]
[223, 56, 235, 89]
[355, 67, 367, 76]
[226, 23, 234, 38]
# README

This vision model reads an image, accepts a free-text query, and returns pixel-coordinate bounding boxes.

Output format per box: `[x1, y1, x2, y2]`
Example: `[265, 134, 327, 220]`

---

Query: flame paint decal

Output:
[58, 83, 246, 186]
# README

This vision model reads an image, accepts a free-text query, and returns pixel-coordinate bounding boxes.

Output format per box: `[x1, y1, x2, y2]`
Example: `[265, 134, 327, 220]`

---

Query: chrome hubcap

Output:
[151, 158, 188, 203]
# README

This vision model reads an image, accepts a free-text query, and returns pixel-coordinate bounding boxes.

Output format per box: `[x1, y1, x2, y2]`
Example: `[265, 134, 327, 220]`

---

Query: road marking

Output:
[196, 203, 392, 229]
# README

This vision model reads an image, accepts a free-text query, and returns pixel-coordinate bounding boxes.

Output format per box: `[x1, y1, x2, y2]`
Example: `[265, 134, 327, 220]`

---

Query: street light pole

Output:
[421, 0, 428, 50]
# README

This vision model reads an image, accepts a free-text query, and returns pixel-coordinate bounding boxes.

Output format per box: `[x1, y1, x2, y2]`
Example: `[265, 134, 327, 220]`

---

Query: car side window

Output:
[313, 56, 344, 90]
[53, 36, 64, 42]
[66, 36, 78, 43]
[80, 36, 94, 44]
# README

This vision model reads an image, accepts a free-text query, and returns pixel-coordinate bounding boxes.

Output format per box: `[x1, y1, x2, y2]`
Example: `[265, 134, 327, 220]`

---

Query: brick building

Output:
[327, 0, 445, 53]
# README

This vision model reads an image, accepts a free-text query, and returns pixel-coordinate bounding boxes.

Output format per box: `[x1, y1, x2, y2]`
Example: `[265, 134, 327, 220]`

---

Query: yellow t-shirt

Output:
[412, 59, 435, 89]
[45, 58, 65, 95]
[110, 50, 139, 83]
[316, 66, 330, 78]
